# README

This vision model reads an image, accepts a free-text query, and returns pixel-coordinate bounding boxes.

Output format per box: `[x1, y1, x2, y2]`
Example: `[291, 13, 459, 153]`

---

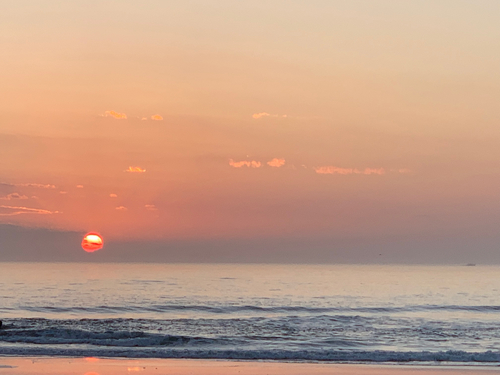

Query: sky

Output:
[1, 1, 499, 263]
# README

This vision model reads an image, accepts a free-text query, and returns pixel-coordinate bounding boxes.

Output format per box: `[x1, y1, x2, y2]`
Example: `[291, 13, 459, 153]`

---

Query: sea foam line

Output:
[0, 346, 500, 363]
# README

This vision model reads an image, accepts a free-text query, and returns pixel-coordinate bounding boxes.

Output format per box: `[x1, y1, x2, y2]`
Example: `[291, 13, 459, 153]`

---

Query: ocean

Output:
[1, 263, 500, 364]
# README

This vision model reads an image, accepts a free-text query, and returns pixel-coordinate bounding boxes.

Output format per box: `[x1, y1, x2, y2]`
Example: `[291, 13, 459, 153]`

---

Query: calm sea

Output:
[1, 263, 500, 364]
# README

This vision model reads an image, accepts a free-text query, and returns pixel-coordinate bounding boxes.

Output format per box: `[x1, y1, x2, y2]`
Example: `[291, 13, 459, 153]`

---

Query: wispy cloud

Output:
[104, 110, 127, 119]
[252, 112, 271, 119]
[0, 193, 29, 200]
[151, 114, 163, 121]
[115, 206, 128, 211]
[124, 166, 146, 173]
[145, 204, 158, 211]
[252, 112, 287, 119]
[109, 193, 118, 198]
[362, 168, 386, 175]
[0, 205, 60, 216]
[267, 158, 286, 168]
[8, 183, 56, 189]
[1, 183, 57, 195]
[314, 166, 386, 175]
[76, 185, 84, 188]
[314, 166, 353, 175]
[229, 159, 262, 168]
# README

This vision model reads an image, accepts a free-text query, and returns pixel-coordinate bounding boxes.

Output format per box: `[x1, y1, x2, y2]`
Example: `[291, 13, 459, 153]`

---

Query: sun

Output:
[82, 232, 103, 252]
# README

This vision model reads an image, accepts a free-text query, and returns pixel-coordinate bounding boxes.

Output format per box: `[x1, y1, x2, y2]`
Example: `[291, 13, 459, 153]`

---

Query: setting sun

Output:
[81, 233, 103, 252]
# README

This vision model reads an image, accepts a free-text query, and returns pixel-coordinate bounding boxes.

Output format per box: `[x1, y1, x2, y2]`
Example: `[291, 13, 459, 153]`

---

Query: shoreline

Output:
[1, 357, 500, 375]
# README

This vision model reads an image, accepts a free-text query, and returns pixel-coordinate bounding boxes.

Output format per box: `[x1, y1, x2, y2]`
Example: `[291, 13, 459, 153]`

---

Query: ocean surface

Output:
[1, 263, 500, 364]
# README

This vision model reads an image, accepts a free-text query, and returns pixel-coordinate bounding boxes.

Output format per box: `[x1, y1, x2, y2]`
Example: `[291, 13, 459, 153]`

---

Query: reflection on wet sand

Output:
[0, 358, 500, 375]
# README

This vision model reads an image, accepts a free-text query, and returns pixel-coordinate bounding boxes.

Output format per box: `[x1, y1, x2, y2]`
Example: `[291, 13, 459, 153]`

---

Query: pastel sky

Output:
[1, 1, 499, 263]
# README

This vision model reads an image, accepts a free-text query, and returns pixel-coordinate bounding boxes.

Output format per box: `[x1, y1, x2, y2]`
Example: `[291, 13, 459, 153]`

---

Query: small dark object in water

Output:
[0, 320, 2, 329]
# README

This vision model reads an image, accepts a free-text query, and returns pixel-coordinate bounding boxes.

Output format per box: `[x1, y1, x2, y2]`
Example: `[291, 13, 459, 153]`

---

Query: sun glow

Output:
[82, 233, 103, 252]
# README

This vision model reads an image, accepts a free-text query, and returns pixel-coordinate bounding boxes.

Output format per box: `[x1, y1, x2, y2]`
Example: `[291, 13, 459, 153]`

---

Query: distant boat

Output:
[465, 263, 476, 266]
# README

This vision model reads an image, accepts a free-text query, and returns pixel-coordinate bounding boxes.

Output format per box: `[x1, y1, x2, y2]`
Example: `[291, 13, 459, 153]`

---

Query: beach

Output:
[1, 358, 500, 375]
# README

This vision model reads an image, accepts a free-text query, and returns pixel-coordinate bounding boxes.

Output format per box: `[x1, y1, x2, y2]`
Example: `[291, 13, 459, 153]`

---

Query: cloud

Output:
[115, 206, 128, 211]
[267, 158, 286, 168]
[4, 183, 56, 189]
[362, 168, 386, 175]
[229, 159, 262, 168]
[0, 193, 29, 200]
[252, 112, 287, 119]
[59, 191, 67, 194]
[0, 205, 59, 216]
[314, 166, 354, 175]
[314, 166, 385, 175]
[76, 185, 84, 188]
[104, 110, 127, 119]
[252, 112, 271, 119]
[151, 114, 163, 121]
[124, 166, 146, 173]
[141, 117, 148, 121]
[109, 193, 118, 198]
[145, 204, 158, 211]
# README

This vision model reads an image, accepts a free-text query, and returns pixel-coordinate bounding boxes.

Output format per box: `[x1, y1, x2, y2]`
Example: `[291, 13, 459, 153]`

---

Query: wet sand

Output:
[1, 357, 500, 375]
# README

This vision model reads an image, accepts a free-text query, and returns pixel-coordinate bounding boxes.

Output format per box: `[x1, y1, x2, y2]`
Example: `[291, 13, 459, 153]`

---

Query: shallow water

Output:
[1, 263, 500, 363]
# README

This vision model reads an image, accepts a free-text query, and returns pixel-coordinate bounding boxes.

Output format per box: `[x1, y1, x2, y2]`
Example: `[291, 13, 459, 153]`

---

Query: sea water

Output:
[1, 263, 500, 364]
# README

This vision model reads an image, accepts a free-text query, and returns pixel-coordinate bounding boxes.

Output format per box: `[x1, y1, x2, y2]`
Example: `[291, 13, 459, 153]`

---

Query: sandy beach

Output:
[1, 358, 500, 375]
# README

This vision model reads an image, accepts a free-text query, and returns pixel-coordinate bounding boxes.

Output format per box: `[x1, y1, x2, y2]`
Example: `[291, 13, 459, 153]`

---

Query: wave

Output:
[10, 305, 394, 314]
[9, 304, 500, 315]
[0, 328, 236, 347]
[2, 311, 499, 365]
[0, 320, 498, 361]
[0, 345, 499, 363]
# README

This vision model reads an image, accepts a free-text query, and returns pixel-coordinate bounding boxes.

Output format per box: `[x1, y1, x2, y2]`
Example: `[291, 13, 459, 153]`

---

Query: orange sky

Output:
[1, 1, 499, 261]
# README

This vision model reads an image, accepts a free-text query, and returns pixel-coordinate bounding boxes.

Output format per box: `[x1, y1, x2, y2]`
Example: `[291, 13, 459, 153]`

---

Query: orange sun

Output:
[82, 232, 103, 252]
